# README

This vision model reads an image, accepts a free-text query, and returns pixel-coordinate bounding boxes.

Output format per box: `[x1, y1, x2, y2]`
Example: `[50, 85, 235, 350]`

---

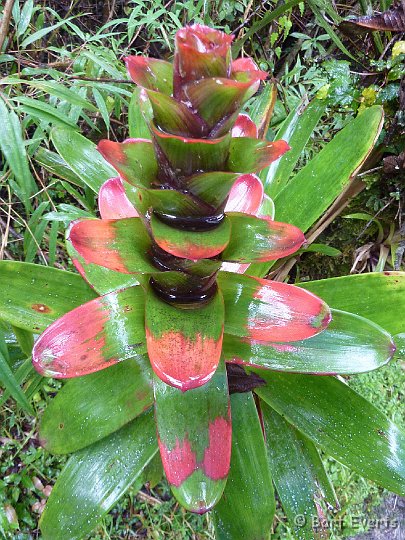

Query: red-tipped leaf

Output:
[151, 124, 231, 177]
[97, 138, 157, 187]
[150, 213, 231, 260]
[228, 137, 290, 173]
[145, 286, 224, 390]
[154, 360, 231, 512]
[125, 56, 173, 95]
[218, 272, 331, 342]
[32, 286, 146, 378]
[174, 25, 233, 96]
[67, 218, 155, 274]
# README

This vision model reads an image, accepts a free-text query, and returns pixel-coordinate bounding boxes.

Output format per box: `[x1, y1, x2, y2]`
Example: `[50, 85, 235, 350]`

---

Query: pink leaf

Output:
[98, 177, 138, 219]
[231, 114, 258, 138]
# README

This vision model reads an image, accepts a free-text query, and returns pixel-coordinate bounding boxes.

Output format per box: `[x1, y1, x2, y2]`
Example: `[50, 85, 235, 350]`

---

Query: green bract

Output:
[0, 24, 403, 540]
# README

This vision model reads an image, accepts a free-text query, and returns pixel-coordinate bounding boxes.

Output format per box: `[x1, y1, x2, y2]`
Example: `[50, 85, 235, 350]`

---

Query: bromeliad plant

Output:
[1, 24, 404, 540]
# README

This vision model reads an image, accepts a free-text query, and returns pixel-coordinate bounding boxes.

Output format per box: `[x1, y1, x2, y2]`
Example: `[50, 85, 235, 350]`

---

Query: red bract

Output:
[30, 24, 396, 518]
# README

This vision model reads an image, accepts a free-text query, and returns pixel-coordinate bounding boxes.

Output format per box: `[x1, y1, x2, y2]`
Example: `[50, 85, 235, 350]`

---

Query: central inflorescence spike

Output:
[118, 25, 292, 304]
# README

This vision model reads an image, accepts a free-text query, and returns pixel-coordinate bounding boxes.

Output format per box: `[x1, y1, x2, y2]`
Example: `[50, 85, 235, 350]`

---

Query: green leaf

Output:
[0, 261, 97, 333]
[274, 106, 384, 233]
[232, 0, 302, 56]
[221, 213, 304, 263]
[125, 56, 173, 95]
[299, 271, 405, 335]
[255, 371, 405, 495]
[39, 357, 153, 454]
[34, 147, 84, 186]
[51, 128, 116, 193]
[66, 237, 139, 296]
[212, 392, 275, 540]
[16, 96, 79, 129]
[5, 78, 97, 111]
[262, 403, 338, 540]
[307, 0, 355, 60]
[0, 334, 33, 414]
[0, 98, 35, 211]
[128, 87, 151, 138]
[40, 410, 158, 540]
[152, 124, 231, 177]
[124, 183, 206, 217]
[146, 89, 202, 137]
[11, 326, 34, 357]
[223, 309, 395, 375]
[154, 361, 231, 513]
[185, 171, 239, 209]
[227, 137, 290, 174]
[261, 99, 327, 198]
[20, 15, 77, 47]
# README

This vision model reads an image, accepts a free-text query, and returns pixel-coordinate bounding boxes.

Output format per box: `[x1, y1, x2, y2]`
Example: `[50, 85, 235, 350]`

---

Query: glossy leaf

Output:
[66, 239, 140, 296]
[0, 261, 96, 333]
[124, 182, 208, 217]
[223, 308, 395, 374]
[35, 147, 84, 186]
[154, 361, 231, 513]
[261, 98, 327, 198]
[97, 138, 157, 187]
[151, 213, 231, 260]
[125, 56, 173, 94]
[152, 124, 231, 177]
[224, 174, 263, 214]
[32, 286, 146, 378]
[274, 106, 384, 233]
[98, 177, 139, 219]
[247, 82, 277, 139]
[0, 98, 35, 210]
[67, 218, 155, 274]
[40, 410, 158, 540]
[185, 171, 240, 209]
[262, 403, 338, 540]
[184, 74, 266, 134]
[51, 128, 116, 193]
[145, 286, 224, 390]
[231, 113, 258, 138]
[255, 371, 405, 495]
[218, 272, 331, 342]
[300, 271, 405, 335]
[228, 137, 290, 173]
[128, 87, 151, 139]
[212, 392, 275, 540]
[221, 213, 305, 263]
[39, 357, 153, 454]
[146, 89, 203, 137]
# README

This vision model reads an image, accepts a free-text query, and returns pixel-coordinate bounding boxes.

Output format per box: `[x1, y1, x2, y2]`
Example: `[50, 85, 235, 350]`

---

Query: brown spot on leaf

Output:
[32, 304, 51, 313]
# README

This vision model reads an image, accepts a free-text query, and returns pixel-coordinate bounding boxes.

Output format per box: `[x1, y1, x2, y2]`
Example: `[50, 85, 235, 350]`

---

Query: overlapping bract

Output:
[32, 24, 395, 514]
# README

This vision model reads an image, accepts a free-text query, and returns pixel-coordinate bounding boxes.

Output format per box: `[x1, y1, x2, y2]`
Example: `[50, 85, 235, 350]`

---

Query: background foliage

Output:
[0, 0, 404, 538]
